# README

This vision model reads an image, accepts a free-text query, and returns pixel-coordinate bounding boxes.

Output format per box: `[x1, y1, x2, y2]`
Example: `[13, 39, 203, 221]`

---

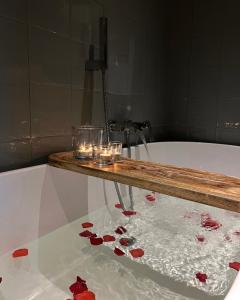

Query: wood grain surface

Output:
[49, 151, 240, 213]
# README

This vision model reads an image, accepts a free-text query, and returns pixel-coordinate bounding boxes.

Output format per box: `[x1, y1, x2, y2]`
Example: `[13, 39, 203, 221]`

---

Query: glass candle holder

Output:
[110, 141, 122, 162]
[94, 145, 113, 166]
[72, 126, 104, 160]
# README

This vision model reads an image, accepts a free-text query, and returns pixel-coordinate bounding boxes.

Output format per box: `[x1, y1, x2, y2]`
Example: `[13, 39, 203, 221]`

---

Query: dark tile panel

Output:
[0, 140, 31, 172]
[217, 97, 240, 129]
[71, 42, 88, 89]
[29, 0, 70, 36]
[220, 65, 240, 97]
[71, 0, 103, 45]
[216, 128, 240, 146]
[31, 83, 71, 138]
[31, 135, 72, 164]
[30, 28, 71, 85]
[188, 97, 217, 127]
[189, 126, 216, 142]
[0, 85, 30, 142]
[0, 18, 28, 85]
[71, 89, 84, 127]
[0, 0, 27, 22]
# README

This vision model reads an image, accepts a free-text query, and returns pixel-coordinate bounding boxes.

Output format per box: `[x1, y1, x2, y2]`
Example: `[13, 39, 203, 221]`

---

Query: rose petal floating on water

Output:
[103, 235, 116, 242]
[233, 230, 240, 236]
[224, 234, 231, 241]
[79, 231, 97, 239]
[12, 248, 28, 258]
[145, 194, 155, 201]
[119, 238, 129, 246]
[0, 277, 2, 284]
[114, 247, 125, 256]
[196, 272, 207, 283]
[122, 210, 137, 217]
[201, 216, 221, 230]
[74, 291, 96, 300]
[82, 222, 93, 229]
[69, 276, 88, 295]
[90, 237, 103, 246]
[115, 203, 122, 209]
[115, 226, 127, 235]
[130, 248, 144, 258]
[229, 262, 240, 271]
[196, 235, 205, 242]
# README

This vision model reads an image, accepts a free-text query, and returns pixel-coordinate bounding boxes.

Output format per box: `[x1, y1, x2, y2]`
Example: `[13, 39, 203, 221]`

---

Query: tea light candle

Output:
[110, 142, 122, 161]
[77, 144, 93, 159]
[99, 149, 112, 164]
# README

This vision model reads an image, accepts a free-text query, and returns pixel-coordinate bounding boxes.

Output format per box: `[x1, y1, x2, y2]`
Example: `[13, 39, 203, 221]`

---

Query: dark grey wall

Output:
[166, 0, 240, 145]
[0, 0, 166, 172]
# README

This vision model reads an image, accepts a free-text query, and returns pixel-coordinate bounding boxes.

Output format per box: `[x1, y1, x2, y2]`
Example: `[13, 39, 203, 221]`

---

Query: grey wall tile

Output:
[0, 0, 27, 22]
[0, 18, 28, 85]
[0, 85, 30, 142]
[29, 0, 70, 36]
[71, 42, 88, 89]
[0, 140, 31, 172]
[71, 89, 84, 127]
[31, 136, 72, 164]
[31, 83, 71, 137]
[30, 28, 71, 85]
[217, 97, 240, 128]
[71, 0, 103, 45]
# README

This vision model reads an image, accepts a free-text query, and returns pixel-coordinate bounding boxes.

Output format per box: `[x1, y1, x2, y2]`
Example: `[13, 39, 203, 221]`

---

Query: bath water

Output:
[0, 192, 239, 300]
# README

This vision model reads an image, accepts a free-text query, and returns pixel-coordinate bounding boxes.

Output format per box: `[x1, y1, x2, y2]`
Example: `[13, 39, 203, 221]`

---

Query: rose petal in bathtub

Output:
[130, 248, 144, 258]
[79, 230, 97, 238]
[115, 226, 127, 234]
[196, 272, 207, 283]
[103, 235, 116, 242]
[196, 235, 205, 242]
[12, 248, 28, 258]
[119, 238, 129, 246]
[115, 203, 122, 209]
[233, 230, 240, 236]
[145, 194, 155, 201]
[74, 290, 95, 300]
[114, 247, 125, 256]
[69, 276, 88, 295]
[229, 262, 240, 271]
[201, 216, 222, 230]
[0, 277, 2, 284]
[122, 210, 137, 216]
[224, 234, 232, 241]
[90, 237, 103, 246]
[81, 222, 93, 229]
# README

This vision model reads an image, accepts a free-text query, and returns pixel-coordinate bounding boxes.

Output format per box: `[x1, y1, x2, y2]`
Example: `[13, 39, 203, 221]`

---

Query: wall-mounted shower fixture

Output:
[85, 17, 108, 72]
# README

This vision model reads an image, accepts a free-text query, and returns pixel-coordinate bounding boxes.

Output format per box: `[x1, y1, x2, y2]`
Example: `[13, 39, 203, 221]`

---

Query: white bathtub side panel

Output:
[0, 165, 46, 254]
[39, 166, 88, 237]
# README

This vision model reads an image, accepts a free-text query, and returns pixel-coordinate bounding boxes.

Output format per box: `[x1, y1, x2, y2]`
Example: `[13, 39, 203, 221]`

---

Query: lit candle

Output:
[77, 144, 93, 159]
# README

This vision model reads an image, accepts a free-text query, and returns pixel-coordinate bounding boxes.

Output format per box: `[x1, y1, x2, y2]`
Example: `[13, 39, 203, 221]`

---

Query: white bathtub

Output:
[0, 142, 240, 300]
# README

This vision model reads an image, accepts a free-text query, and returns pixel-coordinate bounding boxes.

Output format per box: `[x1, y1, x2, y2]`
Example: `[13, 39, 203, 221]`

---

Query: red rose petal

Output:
[119, 238, 129, 246]
[115, 203, 122, 209]
[130, 248, 144, 258]
[103, 235, 116, 242]
[114, 247, 125, 256]
[115, 226, 127, 235]
[196, 235, 205, 242]
[196, 272, 208, 283]
[90, 237, 103, 246]
[122, 210, 137, 216]
[79, 230, 97, 238]
[82, 222, 93, 229]
[224, 234, 231, 241]
[12, 248, 28, 258]
[0, 277, 2, 284]
[74, 291, 96, 300]
[69, 276, 88, 295]
[233, 230, 240, 236]
[229, 262, 240, 271]
[201, 216, 221, 230]
[145, 194, 156, 201]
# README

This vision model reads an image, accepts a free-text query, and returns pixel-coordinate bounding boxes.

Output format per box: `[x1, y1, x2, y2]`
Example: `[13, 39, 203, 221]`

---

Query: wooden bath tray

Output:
[49, 152, 240, 213]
